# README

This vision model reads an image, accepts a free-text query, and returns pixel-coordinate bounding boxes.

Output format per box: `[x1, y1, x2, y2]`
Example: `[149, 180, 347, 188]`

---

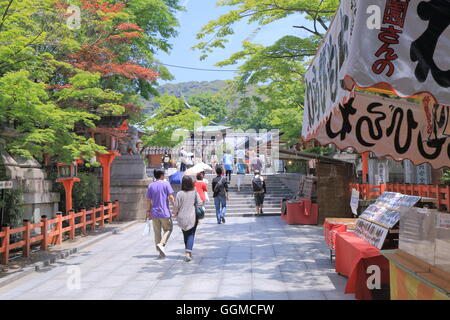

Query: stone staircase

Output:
[201, 174, 292, 218]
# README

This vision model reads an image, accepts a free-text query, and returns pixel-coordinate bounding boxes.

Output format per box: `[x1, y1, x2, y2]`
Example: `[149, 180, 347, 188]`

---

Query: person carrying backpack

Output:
[212, 166, 229, 224]
[252, 170, 266, 216]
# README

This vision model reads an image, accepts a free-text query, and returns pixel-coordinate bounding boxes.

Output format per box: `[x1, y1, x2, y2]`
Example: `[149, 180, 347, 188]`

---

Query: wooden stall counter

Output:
[382, 249, 450, 300]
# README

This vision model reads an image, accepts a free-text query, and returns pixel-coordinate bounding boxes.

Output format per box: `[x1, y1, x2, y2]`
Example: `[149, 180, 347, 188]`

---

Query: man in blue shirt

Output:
[223, 150, 234, 183]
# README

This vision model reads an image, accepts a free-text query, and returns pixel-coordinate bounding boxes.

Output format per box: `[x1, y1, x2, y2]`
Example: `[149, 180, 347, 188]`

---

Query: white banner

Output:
[303, 0, 357, 138]
[303, 0, 450, 140]
[310, 92, 450, 169]
[346, 0, 450, 102]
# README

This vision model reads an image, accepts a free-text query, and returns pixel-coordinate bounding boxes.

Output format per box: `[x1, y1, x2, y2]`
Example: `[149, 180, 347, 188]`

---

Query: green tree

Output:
[142, 94, 208, 147]
[0, 0, 183, 162]
[194, 0, 339, 146]
[187, 92, 229, 123]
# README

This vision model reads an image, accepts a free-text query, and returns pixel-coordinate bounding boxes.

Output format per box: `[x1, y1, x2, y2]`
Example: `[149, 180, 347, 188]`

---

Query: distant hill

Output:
[141, 80, 257, 115]
[157, 80, 229, 98]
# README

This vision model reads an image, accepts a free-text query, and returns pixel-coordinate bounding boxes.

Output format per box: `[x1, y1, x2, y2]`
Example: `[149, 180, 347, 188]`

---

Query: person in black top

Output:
[212, 166, 229, 224]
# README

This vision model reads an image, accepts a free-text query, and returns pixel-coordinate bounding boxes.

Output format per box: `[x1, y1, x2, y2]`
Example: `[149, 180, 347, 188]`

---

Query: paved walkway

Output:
[0, 217, 353, 300]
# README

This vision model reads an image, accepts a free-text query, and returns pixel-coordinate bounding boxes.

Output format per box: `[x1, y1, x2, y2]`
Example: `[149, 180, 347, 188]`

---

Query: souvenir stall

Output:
[301, 0, 450, 300]
[279, 149, 355, 225]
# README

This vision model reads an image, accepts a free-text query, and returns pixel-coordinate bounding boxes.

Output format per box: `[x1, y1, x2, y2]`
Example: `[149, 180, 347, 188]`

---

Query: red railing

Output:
[349, 183, 450, 212]
[0, 200, 120, 264]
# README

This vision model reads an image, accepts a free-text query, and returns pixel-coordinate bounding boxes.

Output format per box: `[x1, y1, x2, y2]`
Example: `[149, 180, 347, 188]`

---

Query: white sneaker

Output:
[157, 244, 166, 257]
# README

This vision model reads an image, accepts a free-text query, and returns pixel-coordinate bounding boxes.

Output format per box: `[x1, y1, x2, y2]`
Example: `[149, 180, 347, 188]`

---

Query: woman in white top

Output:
[210, 150, 219, 173]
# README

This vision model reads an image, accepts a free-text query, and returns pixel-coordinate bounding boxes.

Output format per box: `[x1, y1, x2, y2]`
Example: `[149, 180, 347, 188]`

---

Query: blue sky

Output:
[155, 0, 307, 84]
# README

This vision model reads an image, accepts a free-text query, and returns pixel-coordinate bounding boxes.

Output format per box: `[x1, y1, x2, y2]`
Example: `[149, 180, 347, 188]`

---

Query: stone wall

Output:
[110, 154, 151, 221]
[0, 148, 60, 225]
[275, 173, 303, 194]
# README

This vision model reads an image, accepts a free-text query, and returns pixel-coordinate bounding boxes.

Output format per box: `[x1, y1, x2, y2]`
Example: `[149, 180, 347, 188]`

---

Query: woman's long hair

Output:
[181, 175, 195, 192]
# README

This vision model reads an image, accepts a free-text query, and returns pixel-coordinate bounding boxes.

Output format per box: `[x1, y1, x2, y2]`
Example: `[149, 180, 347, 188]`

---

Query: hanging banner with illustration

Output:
[310, 92, 450, 169]
[303, 0, 450, 141]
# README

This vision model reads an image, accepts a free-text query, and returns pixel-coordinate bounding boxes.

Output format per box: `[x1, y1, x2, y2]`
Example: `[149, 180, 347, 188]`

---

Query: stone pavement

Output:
[0, 216, 354, 300]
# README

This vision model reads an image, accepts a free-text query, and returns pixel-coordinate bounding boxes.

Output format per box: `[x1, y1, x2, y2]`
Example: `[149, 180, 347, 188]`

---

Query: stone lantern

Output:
[56, 162, 80, 213]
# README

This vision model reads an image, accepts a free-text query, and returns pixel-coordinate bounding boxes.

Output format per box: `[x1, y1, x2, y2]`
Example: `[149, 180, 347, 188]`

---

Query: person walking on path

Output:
[172, 176, 201, 262]
[146, 169, 175, 258]
[162, 152, 171, 170]
[252, 170, 267, 216]
[223, 150, 234, 182]
[252, 155, 263, 173]
[210, 150, 219, 174]
[179, 147, 187, 172]
[195, 172, 209, 224]
[236, 158, 248, 192]
[212, 166, 229, 224]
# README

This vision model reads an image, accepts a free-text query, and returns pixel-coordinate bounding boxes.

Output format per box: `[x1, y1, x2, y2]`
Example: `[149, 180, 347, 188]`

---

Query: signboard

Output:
[303, 0, 450, 165]
[350, 188, 360, 215]
[437, 213, 450, 229]
[302, 176, 315, 199]
[356, 192, 420, 248]
[0, 181, 13, 189]
[307, 92, 450, 169]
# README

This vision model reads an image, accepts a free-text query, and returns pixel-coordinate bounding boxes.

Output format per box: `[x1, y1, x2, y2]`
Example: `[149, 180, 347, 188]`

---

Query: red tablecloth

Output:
[281, 200, 318, 225]
[335, 232, 390, 300]
[323, 221, 347, 250]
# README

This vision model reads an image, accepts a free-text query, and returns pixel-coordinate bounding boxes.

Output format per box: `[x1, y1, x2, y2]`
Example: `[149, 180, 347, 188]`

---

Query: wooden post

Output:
[23, 220, 31, 258]
[362, 152, 369, 184]
[41, 216, 48, 251]
[100, 204, 105, 227]
[114, 200, 120, 222]
[447, 186, 450, 212]
[91, 207, 97, 231]
[1, 225, 10, 265]
[81, 208, 87, 235]
[69, 210, 75, 240]
[56, 212, 63, 245]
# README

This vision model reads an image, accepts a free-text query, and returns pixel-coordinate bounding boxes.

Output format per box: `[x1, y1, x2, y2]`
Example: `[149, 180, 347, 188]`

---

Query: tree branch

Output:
[293, 25, 323, 37]
[0, 0, 15, 33]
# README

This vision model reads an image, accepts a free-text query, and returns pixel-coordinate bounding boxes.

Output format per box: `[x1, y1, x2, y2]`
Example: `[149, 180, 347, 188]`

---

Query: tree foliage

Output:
[194, 0, 339, 146]
[142, 94, 208, 148]
[0, 0, 182, 162]
[187, 92, 229, 123]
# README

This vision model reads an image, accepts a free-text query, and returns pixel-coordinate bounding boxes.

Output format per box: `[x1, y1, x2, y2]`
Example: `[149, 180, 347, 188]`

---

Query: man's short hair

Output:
[154, 168, 165, 180]
[216, 166, 223, 175]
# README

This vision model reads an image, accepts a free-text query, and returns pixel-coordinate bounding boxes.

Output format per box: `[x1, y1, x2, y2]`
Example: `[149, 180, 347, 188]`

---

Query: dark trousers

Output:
[226, 170, 232, 182]
[182, 218, 198, 252]
[180, 162, 186, 171]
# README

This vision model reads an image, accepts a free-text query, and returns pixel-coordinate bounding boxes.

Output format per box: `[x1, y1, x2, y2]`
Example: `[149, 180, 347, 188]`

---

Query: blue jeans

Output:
[182, 218, 198, 252]
[214, 195, 227, 223]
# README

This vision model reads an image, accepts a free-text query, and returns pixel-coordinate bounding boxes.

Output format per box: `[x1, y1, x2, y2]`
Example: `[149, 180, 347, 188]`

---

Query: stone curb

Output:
[0, 220, 139, 289]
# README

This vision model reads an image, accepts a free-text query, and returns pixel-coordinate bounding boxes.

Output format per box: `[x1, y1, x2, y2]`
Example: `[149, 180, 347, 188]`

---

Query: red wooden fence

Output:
[0, 200, 120, 265]
[349, 183, 450, 212]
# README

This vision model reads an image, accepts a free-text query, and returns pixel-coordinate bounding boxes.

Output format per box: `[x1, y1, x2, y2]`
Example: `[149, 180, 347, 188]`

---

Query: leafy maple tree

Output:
[0, 0, 182, 162]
